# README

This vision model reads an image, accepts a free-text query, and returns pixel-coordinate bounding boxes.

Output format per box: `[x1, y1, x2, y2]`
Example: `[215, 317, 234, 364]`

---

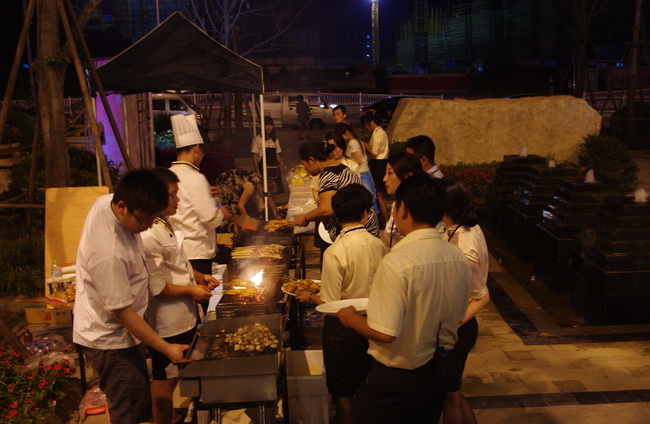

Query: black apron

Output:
[259, 146, 284, 194]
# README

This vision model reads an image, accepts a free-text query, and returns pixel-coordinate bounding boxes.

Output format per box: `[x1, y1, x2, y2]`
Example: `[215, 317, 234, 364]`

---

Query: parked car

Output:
[152, 93, 205, 124]
[360, 96, 408, 128]
[262, 92, 333, 129]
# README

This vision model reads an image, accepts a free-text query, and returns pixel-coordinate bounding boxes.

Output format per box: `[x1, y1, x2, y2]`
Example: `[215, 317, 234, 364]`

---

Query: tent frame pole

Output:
[259, 94, 268, 221]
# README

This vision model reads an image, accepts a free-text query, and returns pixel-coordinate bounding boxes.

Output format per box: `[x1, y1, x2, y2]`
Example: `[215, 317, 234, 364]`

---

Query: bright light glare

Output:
[251, 270, 264, 286]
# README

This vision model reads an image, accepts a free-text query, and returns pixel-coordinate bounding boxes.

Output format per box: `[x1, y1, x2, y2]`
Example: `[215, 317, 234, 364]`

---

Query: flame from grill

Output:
[251, 270, 264, 287]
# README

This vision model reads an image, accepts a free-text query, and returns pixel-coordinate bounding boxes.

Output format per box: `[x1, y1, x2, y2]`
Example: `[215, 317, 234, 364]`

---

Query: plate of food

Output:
[281, 279, 321, 296]
[316, 298, 368, 315]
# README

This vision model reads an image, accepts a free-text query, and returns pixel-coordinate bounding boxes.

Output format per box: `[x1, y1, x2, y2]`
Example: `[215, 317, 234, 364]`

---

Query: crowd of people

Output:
[72, 109, 489, 424]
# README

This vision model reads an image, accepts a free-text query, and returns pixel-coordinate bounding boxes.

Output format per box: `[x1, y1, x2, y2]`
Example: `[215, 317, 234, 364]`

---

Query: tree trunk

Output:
[34, 0, 70, 187]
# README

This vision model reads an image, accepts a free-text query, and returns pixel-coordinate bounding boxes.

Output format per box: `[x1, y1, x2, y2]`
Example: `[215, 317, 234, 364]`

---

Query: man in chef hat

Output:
[168, 114, 230, 302]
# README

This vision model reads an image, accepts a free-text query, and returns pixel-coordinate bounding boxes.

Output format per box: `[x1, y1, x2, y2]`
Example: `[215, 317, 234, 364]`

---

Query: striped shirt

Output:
[319, 164, 380, 241]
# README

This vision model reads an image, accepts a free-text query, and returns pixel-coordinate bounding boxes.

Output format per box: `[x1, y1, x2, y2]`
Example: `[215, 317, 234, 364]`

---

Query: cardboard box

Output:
[286, 350, 330, 424]
[25, 305, 72, 324]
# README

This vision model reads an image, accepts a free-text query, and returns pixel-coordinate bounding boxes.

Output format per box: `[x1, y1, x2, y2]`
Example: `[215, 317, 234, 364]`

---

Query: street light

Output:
[371, 0, 379, 66]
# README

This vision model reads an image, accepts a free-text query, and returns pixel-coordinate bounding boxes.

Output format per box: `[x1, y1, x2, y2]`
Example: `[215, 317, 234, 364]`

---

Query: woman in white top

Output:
[382, 151, 424, 247]
[440, 176, 489, 424]
[335, 123, 379, 214]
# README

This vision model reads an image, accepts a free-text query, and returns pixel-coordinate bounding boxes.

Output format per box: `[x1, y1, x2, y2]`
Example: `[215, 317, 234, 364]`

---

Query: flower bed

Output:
[440, 162, 499, 200]
[0, 343, 76, 423]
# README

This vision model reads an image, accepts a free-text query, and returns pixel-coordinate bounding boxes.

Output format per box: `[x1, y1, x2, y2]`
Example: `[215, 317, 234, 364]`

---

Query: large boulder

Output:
[387, 95, 602, 165]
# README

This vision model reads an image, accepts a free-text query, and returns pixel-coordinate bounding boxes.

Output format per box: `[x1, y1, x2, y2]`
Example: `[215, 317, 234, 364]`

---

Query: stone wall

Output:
[387, 95, 602, 165]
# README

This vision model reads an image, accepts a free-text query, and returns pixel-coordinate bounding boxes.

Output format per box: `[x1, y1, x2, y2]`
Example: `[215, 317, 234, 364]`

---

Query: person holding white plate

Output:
[298, 184, 386, 424]
[338, 175, 471, 424]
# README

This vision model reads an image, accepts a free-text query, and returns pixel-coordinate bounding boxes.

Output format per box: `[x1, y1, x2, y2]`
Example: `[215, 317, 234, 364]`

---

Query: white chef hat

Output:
[171, 114, 203, 148]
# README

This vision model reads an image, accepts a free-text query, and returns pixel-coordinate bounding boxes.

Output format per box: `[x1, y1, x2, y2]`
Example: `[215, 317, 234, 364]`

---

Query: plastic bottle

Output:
[213, 193, 223, 209]
[22, 329, 33, 344]
[51, 260, 63, 281]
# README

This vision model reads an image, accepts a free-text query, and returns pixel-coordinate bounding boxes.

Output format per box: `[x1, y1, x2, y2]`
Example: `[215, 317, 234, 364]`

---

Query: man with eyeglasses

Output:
[73, 169, 190, 424]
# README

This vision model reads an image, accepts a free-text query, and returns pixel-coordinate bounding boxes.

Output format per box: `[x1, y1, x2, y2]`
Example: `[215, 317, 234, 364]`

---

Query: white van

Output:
[151, 93, 204, 124]
[262, 93, 333, 129]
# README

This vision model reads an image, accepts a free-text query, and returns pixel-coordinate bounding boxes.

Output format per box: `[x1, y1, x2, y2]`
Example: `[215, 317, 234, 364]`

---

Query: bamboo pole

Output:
[26, 110, 41, 235]
[63, 0, 134, 171]
[56, 0, 112, 190]
[0, 0, 36, 145]
[0, 320, 31, 360]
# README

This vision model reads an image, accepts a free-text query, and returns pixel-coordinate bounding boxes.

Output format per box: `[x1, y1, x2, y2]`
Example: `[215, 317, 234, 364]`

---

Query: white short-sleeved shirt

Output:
[320, 226, 387, 303]
[366, 228, 471, 369]
[345, 138, 370, 173]
[441, 224, 489, 301]
[73, 195, 150, 349]
[142, 218, 199, 338]
[426, 165, 444, 179]
[251, 135, 282, 155]
[169, 162, 223, 259]
[369, 127, 389, 160]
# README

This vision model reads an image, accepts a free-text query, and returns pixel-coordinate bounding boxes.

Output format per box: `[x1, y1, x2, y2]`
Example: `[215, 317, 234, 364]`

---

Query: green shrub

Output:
[153, 113, 209, 150]
[3, 111, 35, 147]
[576, 134, 639, 191]
[0, 233, 44, 297]
[1, 146, 121, 201]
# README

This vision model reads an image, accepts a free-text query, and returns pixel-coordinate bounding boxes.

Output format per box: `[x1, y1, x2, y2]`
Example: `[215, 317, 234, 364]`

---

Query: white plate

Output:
[316, 298, 368, 315]
[318, 222, 333, 244]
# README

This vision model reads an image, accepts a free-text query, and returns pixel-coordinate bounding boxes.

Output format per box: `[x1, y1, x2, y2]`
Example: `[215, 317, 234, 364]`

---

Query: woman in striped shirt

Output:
[294, 139, 380, 242]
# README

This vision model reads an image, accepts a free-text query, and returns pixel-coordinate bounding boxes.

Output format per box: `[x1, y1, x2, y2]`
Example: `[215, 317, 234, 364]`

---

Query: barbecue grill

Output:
[216, 265, 285, 318]
[179, 313, 283, 404]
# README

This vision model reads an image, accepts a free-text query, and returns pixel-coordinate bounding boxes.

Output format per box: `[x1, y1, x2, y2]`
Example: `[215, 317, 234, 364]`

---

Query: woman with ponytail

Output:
[439, 176, 489, 424]
[294, 139, 380, 243]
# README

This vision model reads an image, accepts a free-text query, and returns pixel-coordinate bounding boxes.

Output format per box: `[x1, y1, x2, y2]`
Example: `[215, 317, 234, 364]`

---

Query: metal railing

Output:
[1, 97, 85, 113]
[187, 92, 443, 111]
[4, 92, 444, 114]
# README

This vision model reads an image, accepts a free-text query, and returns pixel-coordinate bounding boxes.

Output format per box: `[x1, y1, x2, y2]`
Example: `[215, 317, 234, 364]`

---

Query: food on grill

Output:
[282, 279, 320, 295]
[222, 287, 259, 297]
[263, 219, 292, 232]
[224, 323, 279, 352]
[231, 244, 286, 260]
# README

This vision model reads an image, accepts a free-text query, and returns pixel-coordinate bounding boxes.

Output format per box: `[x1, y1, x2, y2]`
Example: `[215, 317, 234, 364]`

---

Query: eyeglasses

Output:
[129, 209, 155, 228]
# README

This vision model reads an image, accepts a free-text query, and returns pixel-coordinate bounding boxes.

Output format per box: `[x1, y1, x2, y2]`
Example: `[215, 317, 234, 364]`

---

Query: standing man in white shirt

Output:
[168, 115, 230, 292]
[360, 113, 390, 226]
[73, 169, 189, 424]
[298, 184, 387, 424]
[405, 135, 445, 178]
[338, 174, 471, 424]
